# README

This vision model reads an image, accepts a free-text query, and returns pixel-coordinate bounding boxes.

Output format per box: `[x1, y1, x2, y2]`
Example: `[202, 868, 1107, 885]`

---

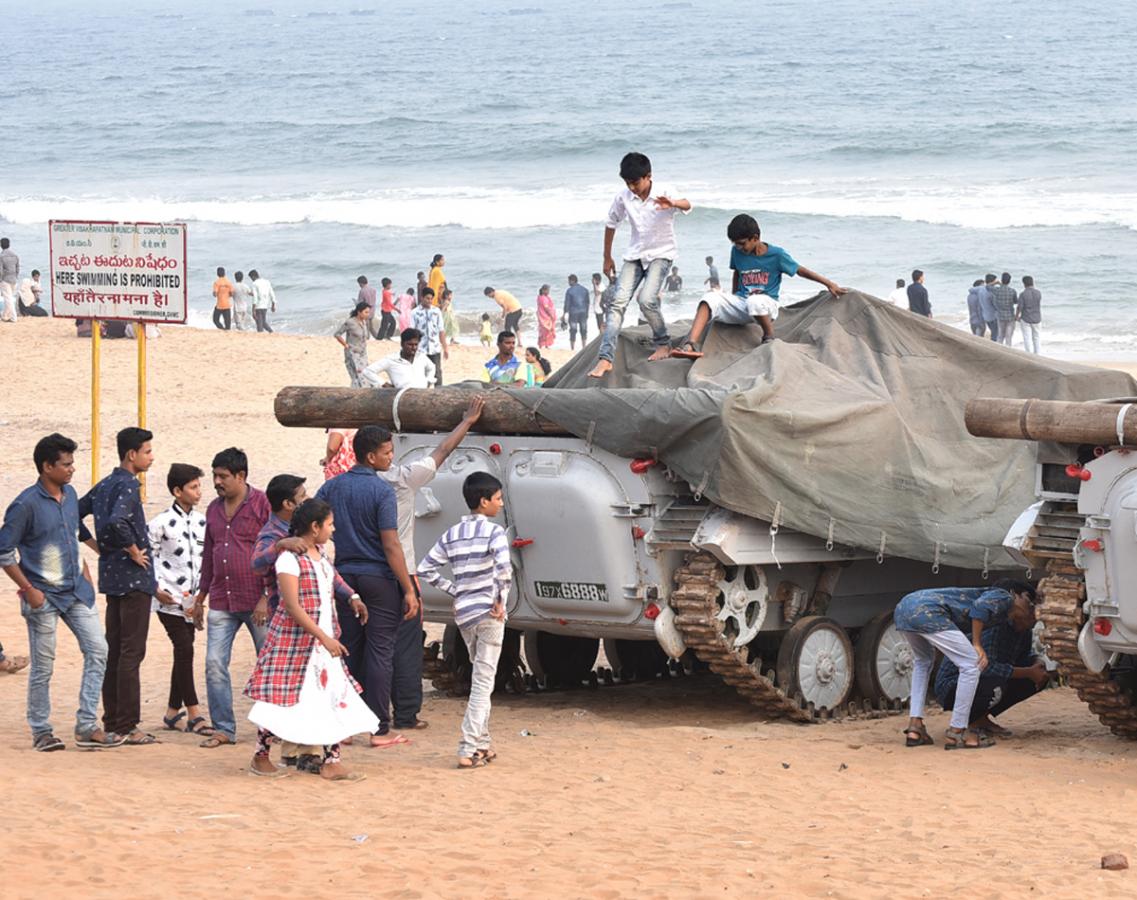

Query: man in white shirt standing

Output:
[249, 269, 276, 333]
[379, 396, 484, 731]
[590, 152, 691, 378]
[886, 278, 907, 306]
[361, 328, 437, 389]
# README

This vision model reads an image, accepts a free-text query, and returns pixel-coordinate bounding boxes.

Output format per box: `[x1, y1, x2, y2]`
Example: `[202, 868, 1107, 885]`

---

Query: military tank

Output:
[966, 396, 1137, 737]
[275, 292, 1137, 723]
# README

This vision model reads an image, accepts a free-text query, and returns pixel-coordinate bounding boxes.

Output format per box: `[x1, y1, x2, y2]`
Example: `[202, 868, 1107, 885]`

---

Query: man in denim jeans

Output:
[192, 447, 272, 748]
[589, 152, 692, 379]
[0, 433, 120, 751]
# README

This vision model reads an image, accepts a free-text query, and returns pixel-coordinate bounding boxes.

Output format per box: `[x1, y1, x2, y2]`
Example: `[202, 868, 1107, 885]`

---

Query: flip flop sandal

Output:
[296, 754, 323, 774]
[33, 732, 65, 752]
[75, 730, 127, 750]
[123, 731, 159, 746]
[162, 711, 187, 731]
[903, 725, 935, 747]
[944, 729, 995, 750]
[248, 762, 291, 778]
[371, 734, 411, 749]
[185, 717, 214, 736]
[0, 656, 29, 674]
[199, 734, 233, 749]
[473, 749, 497, 764]
[457, 756, 486, 770]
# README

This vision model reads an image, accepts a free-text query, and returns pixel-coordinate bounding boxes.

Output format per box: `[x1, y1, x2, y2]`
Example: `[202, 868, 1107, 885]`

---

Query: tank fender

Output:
[1002, 501, 1044, 569]
[653, 605, 687, 659]
[691, 506, 867, 565]
[1077, 620, 1111, 674]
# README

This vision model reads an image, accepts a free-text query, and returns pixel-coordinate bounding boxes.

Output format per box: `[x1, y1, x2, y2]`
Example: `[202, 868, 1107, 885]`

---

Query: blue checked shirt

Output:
[894, 587, 1013, 635]
[934, 619, 1035, 702]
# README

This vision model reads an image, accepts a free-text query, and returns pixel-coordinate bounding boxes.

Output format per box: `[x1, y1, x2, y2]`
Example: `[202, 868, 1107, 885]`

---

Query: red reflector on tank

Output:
[1082, 539, 1103, 553]
[630, 458, 657, 474]
[1093, 618, 1113, 636]
[644, 603, 661, 620]
[489, 443, 502, 455]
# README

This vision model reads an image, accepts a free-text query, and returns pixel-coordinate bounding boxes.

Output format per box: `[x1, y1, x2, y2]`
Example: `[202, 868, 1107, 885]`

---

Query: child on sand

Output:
[440, 289, 460, 344]
[479, 313, 493, 349]
[244, 498, 375, 781]
[672, 214, 846, 357]
[589, 151, 691, 378]
[417, 472, 511, 770]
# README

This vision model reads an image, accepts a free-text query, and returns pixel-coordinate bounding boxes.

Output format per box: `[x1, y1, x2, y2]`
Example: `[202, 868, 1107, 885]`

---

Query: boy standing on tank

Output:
[589, 152, 692, 378]
[417, 472, 511, 770]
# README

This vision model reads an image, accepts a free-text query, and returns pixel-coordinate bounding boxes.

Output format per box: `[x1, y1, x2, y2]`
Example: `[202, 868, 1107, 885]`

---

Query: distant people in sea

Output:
[440, 289, 460, 344]
[357, 275, 379, 337]
[535, 284, 556, 349]
[0, 237, 19, 322]
[397, 286, 416, 332]
[979, 273, 999, 340]
[362, 327, 437, 390]
[250, 269, 276, 333]
[591, 273, 605, 332]
[590, 152, 690, 378]
[907, 269, 931, 318]
[18, 269, 48, 317]
[887, 278, 907, 306]
[664, 266, 683, 293]
[416, 271, 427, 303]
[562, 274, 590, 350]
[428, 255, 447, 307]
[479, 313, 493, 348]
[1017, 275, 1042, 355]
[990, 272, 1018, 348]
[485, 285, 523, 340]
[412, 288, 448, 386]
[967, 280, 987, 337]
[671, 214, 845, 356]
[704, 255, 718, 288]
[212, 267, 234, 331]
[378, 278, 398, 340]
[334, 301, 372, 387]
[525, 347, 552, 385]
[481, 330, 528, 386]
[599, 273, 618, 332]
[232, 271, 255, 331]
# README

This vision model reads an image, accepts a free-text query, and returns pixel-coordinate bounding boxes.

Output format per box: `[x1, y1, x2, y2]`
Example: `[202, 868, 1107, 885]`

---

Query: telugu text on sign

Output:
[49, 220, 188, 323]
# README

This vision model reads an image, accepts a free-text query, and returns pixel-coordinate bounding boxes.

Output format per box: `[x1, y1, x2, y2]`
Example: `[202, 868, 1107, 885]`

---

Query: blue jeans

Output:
[206, 608, 267, 741]
[22, 598, 108, 738]
[597, 257, 672, 362]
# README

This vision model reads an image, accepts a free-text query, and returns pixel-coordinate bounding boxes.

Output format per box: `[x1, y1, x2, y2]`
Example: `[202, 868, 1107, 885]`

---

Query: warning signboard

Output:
[49, 220, 187, 323]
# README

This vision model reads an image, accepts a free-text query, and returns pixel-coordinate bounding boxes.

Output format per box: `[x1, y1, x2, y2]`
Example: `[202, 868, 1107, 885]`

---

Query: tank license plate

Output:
[534, 581, 609, 603]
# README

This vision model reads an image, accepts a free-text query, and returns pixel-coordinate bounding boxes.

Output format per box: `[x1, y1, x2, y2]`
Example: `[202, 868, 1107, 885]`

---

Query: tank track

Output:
[672, 553, 903, 723]
[423, 640, 462, 694]
[1038, 558, 1137, 738]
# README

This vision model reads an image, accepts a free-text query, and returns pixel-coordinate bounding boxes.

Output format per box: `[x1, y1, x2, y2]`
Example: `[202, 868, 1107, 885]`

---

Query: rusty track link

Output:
[1039, 559, 1137, 738]
[672, 553, 902, 723]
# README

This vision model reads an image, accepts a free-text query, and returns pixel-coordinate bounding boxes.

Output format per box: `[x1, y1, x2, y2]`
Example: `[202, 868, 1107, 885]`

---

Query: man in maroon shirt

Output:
[192, 447, 271, 748]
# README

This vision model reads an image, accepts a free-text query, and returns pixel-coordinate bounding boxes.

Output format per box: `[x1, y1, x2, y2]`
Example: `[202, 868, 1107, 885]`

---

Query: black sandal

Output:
[944, 728, 995, 750]
[33, 732, 65, 752]
[162, 711, 187, 731]
[903, 724, 934, 747]
[185, 716, 214, 736]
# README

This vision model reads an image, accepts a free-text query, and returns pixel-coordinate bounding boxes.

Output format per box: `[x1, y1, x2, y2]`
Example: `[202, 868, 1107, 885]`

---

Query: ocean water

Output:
[3, 0, 1136, 358]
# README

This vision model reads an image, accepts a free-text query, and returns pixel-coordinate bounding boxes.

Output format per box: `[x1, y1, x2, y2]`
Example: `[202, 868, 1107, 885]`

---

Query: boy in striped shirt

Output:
[417, 472, 510, 769]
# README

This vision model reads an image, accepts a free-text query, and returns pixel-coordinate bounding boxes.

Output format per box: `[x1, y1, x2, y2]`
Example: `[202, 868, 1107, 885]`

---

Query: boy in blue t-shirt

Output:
[672, 214, 845, 357]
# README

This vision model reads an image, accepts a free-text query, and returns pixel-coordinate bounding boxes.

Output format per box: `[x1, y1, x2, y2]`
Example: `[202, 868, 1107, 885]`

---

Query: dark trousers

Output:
[428, 352, 443, 386]
[378, 311, 397, 340]
[985, 320, 999, 341]
[569, 314, 588, 345]
[103, 591, 152, 734]
[392, 611, 424, 728]
[504, 309, 522, 335]
[940, 673, 1042, 725]
[159, 613, 198, 709]
[254, 308, 273, 333]
[19, 300, 49, 317]
[340, 573, 403, 731]
[212, 307, 232, 330]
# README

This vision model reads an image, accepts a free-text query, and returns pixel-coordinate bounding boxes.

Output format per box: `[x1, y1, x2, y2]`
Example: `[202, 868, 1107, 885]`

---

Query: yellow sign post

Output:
[137, 324, 148, 500]
[91, 320, 101, 485]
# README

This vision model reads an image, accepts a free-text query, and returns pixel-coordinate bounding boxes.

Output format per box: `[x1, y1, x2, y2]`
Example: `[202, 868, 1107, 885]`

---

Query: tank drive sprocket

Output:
[1038, 558, 1137, 738]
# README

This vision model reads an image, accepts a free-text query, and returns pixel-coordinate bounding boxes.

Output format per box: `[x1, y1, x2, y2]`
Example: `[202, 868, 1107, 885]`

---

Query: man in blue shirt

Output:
[561, 274, 592, 350]
[79, 426, 158, 745]
[0, 433, 120, 751]
[316, 426, 418, 746]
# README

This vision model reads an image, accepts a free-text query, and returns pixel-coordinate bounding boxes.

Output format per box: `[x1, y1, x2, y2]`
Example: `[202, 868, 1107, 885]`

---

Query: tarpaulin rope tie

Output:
[982, 548, 991, 580]
[932, 542, 942, 575]
[769, 501, 783, 570]
[876, 532, 888, 565]
[1117, 403, 1132, 447]
[392, 386, 411, 433]
[585, 421, 596, 453]
[826, 517, 836, 552]
[694, 470, 710, 502]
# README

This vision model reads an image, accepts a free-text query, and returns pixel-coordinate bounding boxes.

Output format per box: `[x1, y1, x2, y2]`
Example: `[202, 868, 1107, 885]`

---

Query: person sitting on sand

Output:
[148, 463, 211, 737]
[361, 327, 437, 390]
[1, 433, 115, 750]
[481, 331, 529, 387]
[589, 152, 691, 378]
[334, 301, 372, 388]
[672, 214, 846, 357]
[244, 499, 374, 781]
[18, 270, 48, 317]
[417, 472, 511, 770]
[895, 581, 1036, 750]
[933, 587, 1049, 739]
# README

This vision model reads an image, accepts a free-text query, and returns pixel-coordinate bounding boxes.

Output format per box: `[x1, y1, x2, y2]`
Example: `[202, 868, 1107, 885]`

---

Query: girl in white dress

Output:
[245, 499, 377, 782]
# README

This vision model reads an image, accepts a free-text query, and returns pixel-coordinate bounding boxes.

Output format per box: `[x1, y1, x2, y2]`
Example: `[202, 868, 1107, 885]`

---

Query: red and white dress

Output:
[244, 550, 377, 744]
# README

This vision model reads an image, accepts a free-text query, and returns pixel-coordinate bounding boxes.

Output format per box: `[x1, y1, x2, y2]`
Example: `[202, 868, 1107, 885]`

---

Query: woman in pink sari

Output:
[397, 287, 416, 332]
[536, 284, 556, 349]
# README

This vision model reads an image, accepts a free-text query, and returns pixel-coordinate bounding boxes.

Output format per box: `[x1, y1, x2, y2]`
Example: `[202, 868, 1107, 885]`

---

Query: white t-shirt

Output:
[275, 550, 334, 603]
[605, 182, 689, 263]
[18, 277, 41, 305]
[380, 457, 438, 569]
[361, 352, 437, 389]
[886, 287, 907, 306]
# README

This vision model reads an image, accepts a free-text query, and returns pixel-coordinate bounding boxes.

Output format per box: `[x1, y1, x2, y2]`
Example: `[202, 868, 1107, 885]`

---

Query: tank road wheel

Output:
[714, 565, 769, 649]
[524, 631, 599, 689]
[854, 612, 912, 706]
[775, 616, 856, 713]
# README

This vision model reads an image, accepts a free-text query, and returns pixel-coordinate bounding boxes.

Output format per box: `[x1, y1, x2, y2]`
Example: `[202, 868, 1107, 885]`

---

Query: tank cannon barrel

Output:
[964, 397, 1137, 445]
[274, 385, 571, 435]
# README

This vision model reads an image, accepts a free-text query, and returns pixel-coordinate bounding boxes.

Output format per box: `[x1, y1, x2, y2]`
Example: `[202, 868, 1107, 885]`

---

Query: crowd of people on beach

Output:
[0, 403, 517, 777]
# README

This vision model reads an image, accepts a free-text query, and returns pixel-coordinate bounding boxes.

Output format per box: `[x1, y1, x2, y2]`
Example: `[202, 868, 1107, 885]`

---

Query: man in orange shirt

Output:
[484, 286, 523, 341]
[212, 267, 235, 331]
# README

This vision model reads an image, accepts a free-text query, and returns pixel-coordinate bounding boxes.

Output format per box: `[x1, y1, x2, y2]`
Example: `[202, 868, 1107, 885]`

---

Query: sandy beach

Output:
[1, 320, 1135, 899]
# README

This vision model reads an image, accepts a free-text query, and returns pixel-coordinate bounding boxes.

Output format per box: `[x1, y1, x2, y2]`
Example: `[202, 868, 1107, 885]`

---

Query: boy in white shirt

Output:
[589, 152, 691, 378]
